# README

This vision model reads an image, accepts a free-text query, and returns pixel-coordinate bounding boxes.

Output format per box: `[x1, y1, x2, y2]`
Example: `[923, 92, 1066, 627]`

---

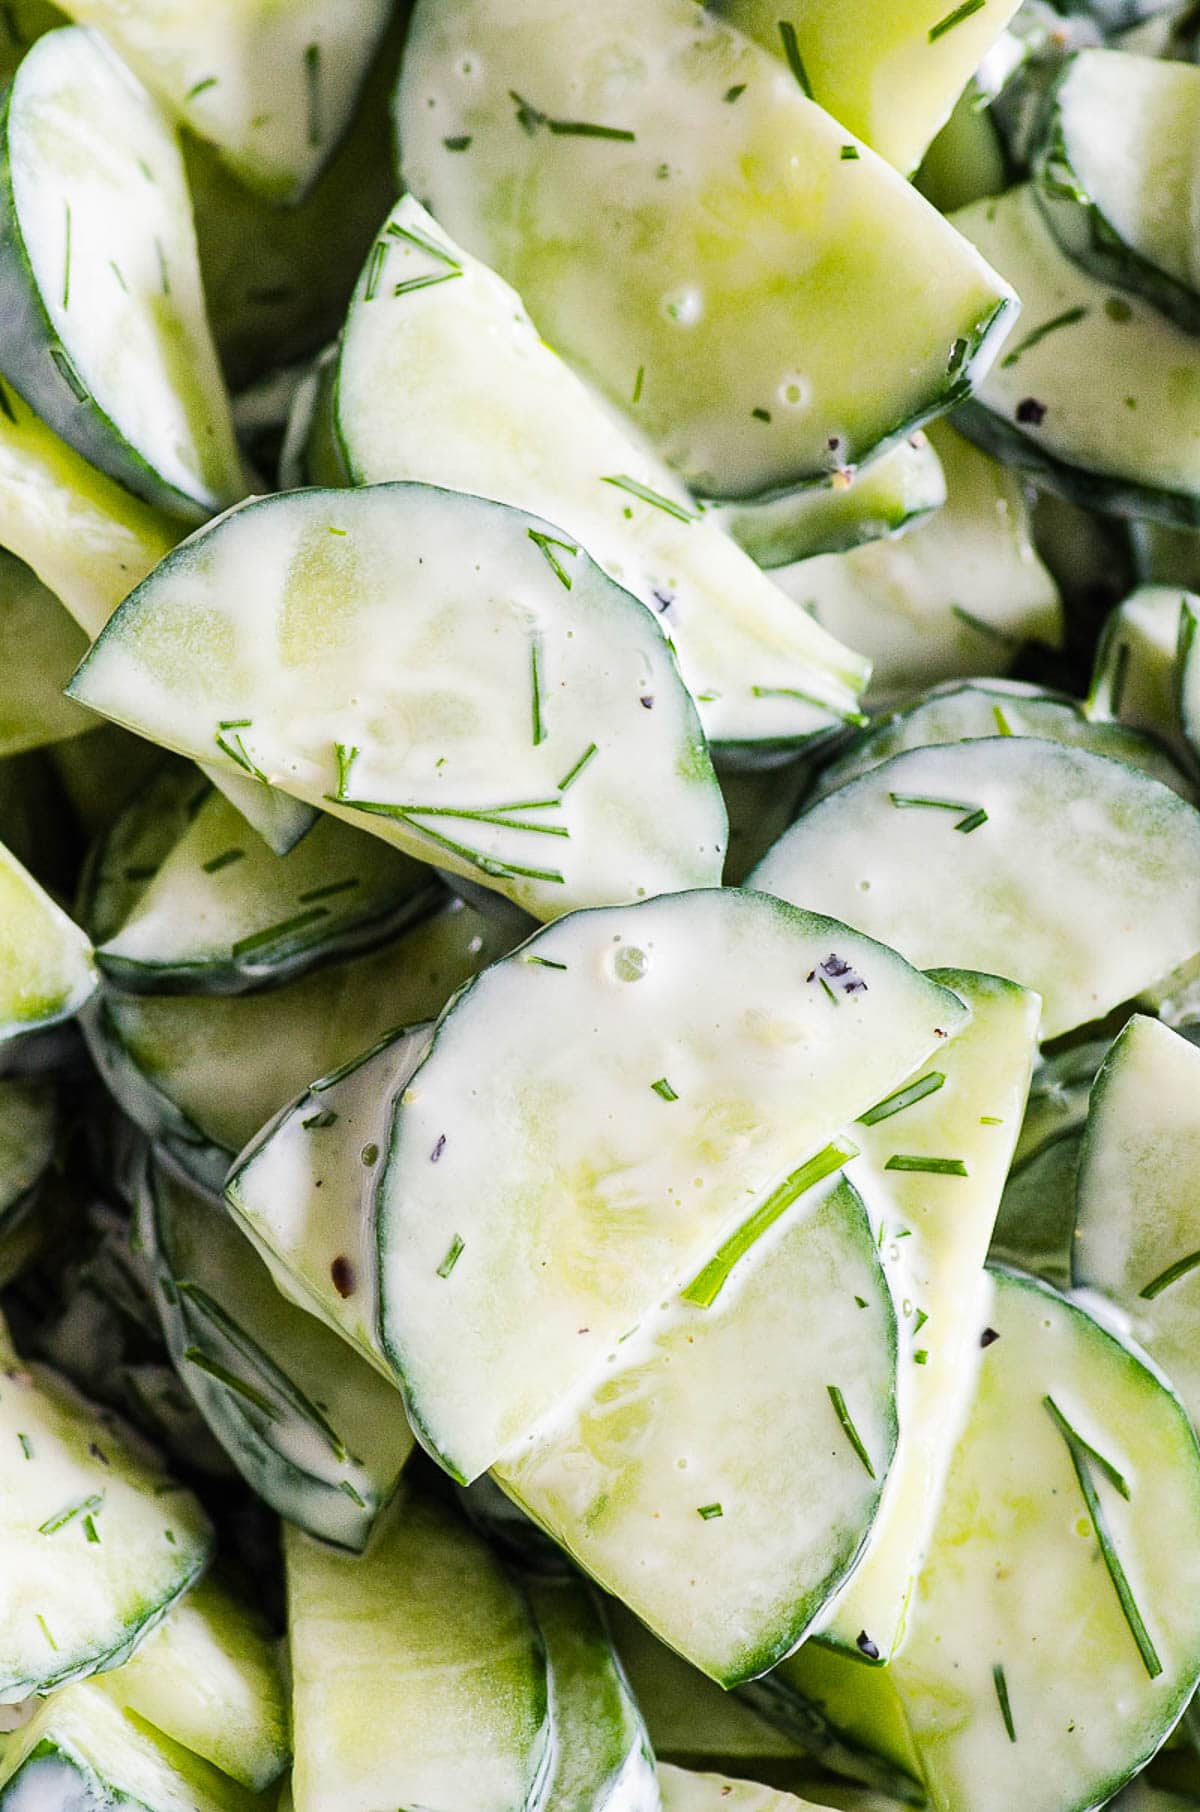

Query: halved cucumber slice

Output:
[496, 1173, 897, 1685]
[0, 1326, 212, 1701]
[67, 484, 727, 921]
[526, 1576, 657, 1812]
[0, 1681, 258, 1812]
[810, 679, 1189, 804]
[894, 1269, 1200, 1812]
[87, 893, 514, 1191]
[226, 1024, 433, 1367]
[1087, 586, 1199, 778]
[53, 0, 391, 204]
[333, 196, 869, 753]
[137, 1145, 414, 1551]
[1035, 49, 1200, 332]
[286, 1482, 552, 1812]
[0, 26, 243, 519]
[817, 971, 1040, 1663]
[750, 737, 1200, 1038]
[376, 888, 965, 1481]
[952, 186, 1200, 526]
[98, 1572, 288, 1792]
[97, 786, 437, 995]
[0, 1074, 55, 1240]
[396, 0, 1017, 501]
[710, 0, 1022, 175]
[0, 836, 95, 1040]
[657, 1764, 827, 1812]
[772, 422, 1061, 704]
[1073, 1016, 1200, 1430]
[0, 549, 90, 757]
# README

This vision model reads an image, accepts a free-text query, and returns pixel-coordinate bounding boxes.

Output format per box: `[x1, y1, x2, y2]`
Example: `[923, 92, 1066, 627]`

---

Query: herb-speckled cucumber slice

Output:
[137, 1145, 414, 1552]
[0, 1317, 212, 1701]
[67, 484, 727, 921]
[751, 737, 1200, 1038]
[0, 835, 95, 1040]
[334, 197, 869, 753]
[952, 186, 1200, 527]
[0, 27, 243, 519]
[0, 549, 90, 758]
[98, 786, 438, 995]
[1087, 586, 1199, 778]
[98, 1573, 288, 1792]
[894, 1269, 1200, 1812]
[286, 1482, 552, 1812]
[377, 888, 965, 1482]
[396, 0, 1017, 502]
[496, 1173, 897, 1684]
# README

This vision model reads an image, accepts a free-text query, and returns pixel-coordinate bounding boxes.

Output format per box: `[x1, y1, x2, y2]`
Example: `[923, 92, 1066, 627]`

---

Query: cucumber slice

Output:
[526, 1576, 657, 1812]
[87, 893, 514, 1191]
[811, 679, 1189, 804]
[952, 186, 1200, 527]
[1073, 1016, 1200, 1432]
[97, 787, 437, 995]
[396, 0, 1017, 502]
[657, 1764, 827, 1812]
[894, 1269, 1200, 1812]
[226, 1024, 434, 1368]
[750, 737, 1200, 1038]
[772, 422, 1061, 705]
[1035, 50, 1200, 332]
[748, 1641, 924, 1804]
[817, 971, 1039, 1663]
[989, 1041, 1109, 1287]
[0, 27, 243, 520]
[710, 0, 1021, 175]
[917, 83, 1009, 217]
[79, 762, 207, 948]
[0, 1075, 55, 1239]
[0, 549, 90, 757]
[0, 1331, 212, 1700]
[333, 196, 869, 752]
[0, 837, 95, 1040]
[137, 1145, 414, 1551]
[286, 1482, 552, 1812]
[1087, 585, 1198, 776]
[708, 435, 947, 571]
[496, 1172, 897, 1684]
[206, 773, 317, 860]
[98, 1573, 288, 1792]
[376, 888, 965, 1481]
[67, 484, 727, 922]
[52, 0, 391, 204]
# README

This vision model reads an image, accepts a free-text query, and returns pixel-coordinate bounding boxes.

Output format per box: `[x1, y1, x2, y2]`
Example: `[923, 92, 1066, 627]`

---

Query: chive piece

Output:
[83, 1514, 100, 1544]
[558, 743, 598, 792]
[1140, 1249, 1200, 1301]
[884, 1154, 968, 1176]
[340, 1481, 366, 1507]
[302, 1109, 338, 1130]
[1044, 1396, 1157, 1676]
[509, 89, 635, 139]
[751, 407, 772, 422]
[49, 346, 88, 401]
[980, 1115, 1004, 1126]
[751, 685, 869, 728]
[954, 808, 989, 834]
[530, 633, 547, 746]
[913, 1308, 929, 1334]
[201, 847, 245, 875]
[185, 75, 218, 100]
[992, 703, 1014, 736]
[528, 527, 578, 590]
[36, 1615, 57, 1651]
[230, 907, 329, 960]
[854, 1295, 868, 1309]
[443, 135, 473, 151]
[17, 1433, 31, 1458]
[947, 335, 970, 378]
[601, 474, 695, 523]
[929, 0, 987, 41]
[827, 1384, 875, 1479]
[889, 792, 987, 833]
[524, 955, 568, 971]
[364, 241, 388, 302]
[39, 1492, 103, 1535]
[331, 796, 568, 886]
[778, 20, 813, 95]
[1000, 306, 1088, 369]
[951, 604, 1017, 646]
[386, 220, 462, 264]
[724, 83, 747, 102]
[333, 742, 359, 799]
[858, 1071, 945, 1126]
[1043, 1395, 1131, 1501]
[154, 235, 170, 297]
[818, 975, 838, 1007]
[62, 203, 71, 310]
[632, 365, 645, 404]
[651, 1077, 679, 1101]
[682, 1138, 859, 1308]
[180, 1285, 349, 1461]
[298, 877, 359, 904]
[914, 1350, 929, 1365]
[840, 144, 859, 161]
[438, 1235, 465, 1278]
[394, 269, 464, 299]
[215, 720, 267, 783]
[697, 1502, 723, 1520]
[183, 1349, 280, 1418]
[304, 43, 321, 147]
[993, 1663, 1017, 1742]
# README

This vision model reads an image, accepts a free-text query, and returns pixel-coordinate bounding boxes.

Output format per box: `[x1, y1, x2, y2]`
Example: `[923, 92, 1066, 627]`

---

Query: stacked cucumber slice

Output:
[4, 1, 1200, 1809]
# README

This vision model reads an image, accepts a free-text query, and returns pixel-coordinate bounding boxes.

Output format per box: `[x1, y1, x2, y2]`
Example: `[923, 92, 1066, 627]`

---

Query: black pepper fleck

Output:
[331, 1256, 356, 1298]
[1016, 397, 1047, 426]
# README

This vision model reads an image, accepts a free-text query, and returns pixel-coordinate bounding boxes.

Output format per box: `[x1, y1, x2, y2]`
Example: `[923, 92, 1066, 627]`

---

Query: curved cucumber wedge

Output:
[334, 197, 869, 753]
[1087, 586, 1199, 778]
[496, 1173, 897, 1685]
[0, 1328, 212, 1701]
[0, 549, 90, 757]
[952, 186, 1200, 527]
[0, 836, 95, 1040]
[97, 786, 437, 995]
[0, 27, 243, 519]
[1035, 49, 1200, 332]
[894, 1270, 1200, 1812]
[79, 762, 207, 948]
[376, 887, 966, 1482]
[657, 1765, 828, 1812]
[286, 1483, 552, 1812]
[98, 1573, 288, 1793]
[67, 484, 727, 922]
[990, 1039, 1111, 1288]
[751, 737, 1200, 1038]
[137, 1146, 414, 1552]
[396, 0, 1017, 501]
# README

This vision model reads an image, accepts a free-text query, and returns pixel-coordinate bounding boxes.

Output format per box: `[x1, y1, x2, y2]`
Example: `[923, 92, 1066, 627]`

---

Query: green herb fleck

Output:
[859, 1071, 945, 1126]
[778, 20, 813, 95]
[840, 144, 859, 160]
[1140, 1249, 1200, 1301]
[83, 1514, 100, 1544]
[993, 1663, 1017, 1742]
[202, 847, 245, 875]
[683, 1139, 859, 1308]
[62, 203, 71, 310]
[154, 235, 171, 297]
[230, 908, 329, 960]
[725, 83, 747, 102]
[510, 89, 635, 139]
[914, 1350, 929, 1365]
[929, 0, 987, 41]
[697, 1502, 723, 1519]
[827, 1384, 875, 1479]
[524, 955, 568, 971]
[751, 406, 772, 422]
[601, 474, 694, 522]
[913, 1308, 929, 1334]
[49, 346, 88, 402]
[888, 793, 988, 833]
[443, 134, 473, 151]
[992, 703, 1013, 736]
[17, 1432, 31, 1459]
[884, 1154, 968, 1176]
[651, 1077, 679, 1101]
[438, 1235, 465, 1278]
[333, 742, 359, 798]
[632, 365, 645, 404]
[304, 43, 322, 146]
[185, 75, 218, 101]
[1001, 306, 1088, 368]
[1105, 296, 1133, 322]
[298, 878, 359, 904]
[39, 1492, 103, 1535]
[215, 720, 267, 784]
[364, 241, 388, 302]
[340, 1481, 366, 1507]
[302, 1109, 338, 1130]
[528, 527, 578, 590]
[36, 1615, 57, 1651]
[980, 1115, 1004, 1126]
[183, 1349, 279, 1418]
[558, 742, 598, 792]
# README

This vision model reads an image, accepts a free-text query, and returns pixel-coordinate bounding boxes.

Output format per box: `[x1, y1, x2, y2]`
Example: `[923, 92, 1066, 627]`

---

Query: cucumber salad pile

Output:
[4, 2, 1200, 1811]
